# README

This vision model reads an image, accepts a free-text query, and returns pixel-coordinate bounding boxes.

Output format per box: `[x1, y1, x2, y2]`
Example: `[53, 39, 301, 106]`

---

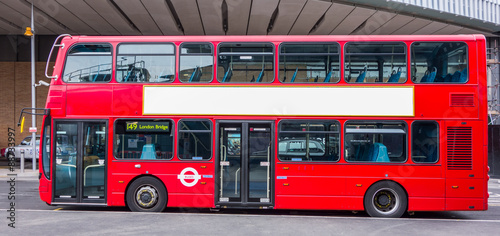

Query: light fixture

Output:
[24, 27, 33, 37]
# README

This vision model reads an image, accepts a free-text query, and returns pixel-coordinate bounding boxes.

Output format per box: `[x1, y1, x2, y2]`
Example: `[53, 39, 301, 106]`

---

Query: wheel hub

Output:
[136, 186, 158, 208]
[373, 188, 399, 214]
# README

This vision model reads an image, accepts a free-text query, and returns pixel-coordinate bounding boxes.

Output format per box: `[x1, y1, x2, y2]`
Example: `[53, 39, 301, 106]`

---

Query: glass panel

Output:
[55, 123, 78, 198]
[42, 119, 51, 179]
[178, 120, 212, 160]
[411, 42, 468, 83]
[248, 124, 271, 202]
[179, 44, 213, 82]
[118, 44, 174, 54]
[114, 120, 173, 160]
[344, 43, 406, 83]
[278, 121, 340, 162]
[279, 44, 340, 83]
[117, 44, 175, 83]
[220, 126, 241, 201]
[82, 122, 106, 199]
[344, 122, 407, 163]
[63, 44, 112, 82]
[412, 122, 439, 163]
[217, 43, 274, 83]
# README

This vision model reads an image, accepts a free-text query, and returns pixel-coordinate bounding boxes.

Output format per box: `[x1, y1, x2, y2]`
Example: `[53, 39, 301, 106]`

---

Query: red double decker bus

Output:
[36, 34, 488, 217]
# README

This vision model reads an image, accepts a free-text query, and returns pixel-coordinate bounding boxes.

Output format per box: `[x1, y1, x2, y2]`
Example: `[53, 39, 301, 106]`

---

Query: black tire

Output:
[364, 181, 407, 218]
[126, 176, 167, 212]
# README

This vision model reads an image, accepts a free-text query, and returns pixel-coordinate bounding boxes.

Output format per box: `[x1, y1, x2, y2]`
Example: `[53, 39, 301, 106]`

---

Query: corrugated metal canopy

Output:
[0, 0, 498, 36]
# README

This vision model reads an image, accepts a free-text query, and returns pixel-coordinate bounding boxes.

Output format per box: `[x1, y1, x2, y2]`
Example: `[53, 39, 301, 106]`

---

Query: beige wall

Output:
[0, 62, 50, 151]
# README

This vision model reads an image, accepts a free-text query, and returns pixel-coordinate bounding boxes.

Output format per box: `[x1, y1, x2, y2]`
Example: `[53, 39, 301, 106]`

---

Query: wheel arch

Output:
[124, 174, 168, 207]
[363, 179, 409, 217]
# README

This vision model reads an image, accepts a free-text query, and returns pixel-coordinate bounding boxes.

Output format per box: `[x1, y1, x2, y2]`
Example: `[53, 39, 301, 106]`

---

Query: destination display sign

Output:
[126, 121, 170, 133]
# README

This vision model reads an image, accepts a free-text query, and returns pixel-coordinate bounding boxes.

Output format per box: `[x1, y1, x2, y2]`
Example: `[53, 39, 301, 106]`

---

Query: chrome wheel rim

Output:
[372, 188, 400, 215]
[135, 185, 158, 209]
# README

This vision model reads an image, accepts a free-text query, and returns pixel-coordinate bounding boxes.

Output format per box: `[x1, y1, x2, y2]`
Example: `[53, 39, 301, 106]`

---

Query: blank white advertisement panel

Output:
[143, 86, 414, 117]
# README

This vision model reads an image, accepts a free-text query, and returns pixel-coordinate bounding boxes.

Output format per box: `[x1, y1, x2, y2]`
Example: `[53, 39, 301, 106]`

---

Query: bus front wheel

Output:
[364, 181, 407, 218]
[126, 176, 167, 212]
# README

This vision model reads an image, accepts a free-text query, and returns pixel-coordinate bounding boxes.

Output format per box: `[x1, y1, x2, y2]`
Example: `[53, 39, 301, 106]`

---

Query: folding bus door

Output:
[216, 121, 274, 208]
[53, 120, 107, 204]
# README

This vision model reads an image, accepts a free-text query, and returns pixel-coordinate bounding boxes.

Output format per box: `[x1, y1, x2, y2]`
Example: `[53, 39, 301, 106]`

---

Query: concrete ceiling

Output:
[0, 0, 497, 36]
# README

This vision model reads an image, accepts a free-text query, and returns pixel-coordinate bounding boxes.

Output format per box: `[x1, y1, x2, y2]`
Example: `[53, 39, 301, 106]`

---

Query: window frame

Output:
[42, 116, 51, 180]
[344, 42, 407, 84]
[113, 118, 175, 161]
[411, 120, 439, 164]
[410, 41, 469, 84]
[179, 42, 214, 83]
[177, 119, 213, 161]
[278, 42, 341, 84]
[344, 120, 408, 163]
[277, 119, 341, 163]
[62, 43, 113, 83]
[115, 42, 176, 83]
[216, 42, 275, 83]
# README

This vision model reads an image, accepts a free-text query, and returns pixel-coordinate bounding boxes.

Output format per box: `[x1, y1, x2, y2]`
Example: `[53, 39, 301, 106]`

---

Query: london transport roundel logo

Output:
[177, 167, 201, 187]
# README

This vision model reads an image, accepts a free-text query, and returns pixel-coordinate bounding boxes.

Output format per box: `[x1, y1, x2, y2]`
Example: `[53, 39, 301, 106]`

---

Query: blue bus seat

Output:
[428, 67, 437, 82]
[355, 67, 367, 82]
[140, 144, 157, 159]
[290, 68, 298, 82]
[420, 70, 429, 82]
[369, 143, 390, 162]
[354, 143, 370, 161]
[324, 67, 333, 82]
[222, 67, 233, 82]
[189, 66, 202, 82]
[256, 66, 265, 82]
[460, 68, 467, 82]
[388, 67, 401, 83]
[451, 70, 461, 82]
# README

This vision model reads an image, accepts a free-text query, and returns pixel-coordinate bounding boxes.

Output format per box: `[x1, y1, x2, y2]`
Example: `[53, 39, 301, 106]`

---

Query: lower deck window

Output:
[114, 120, 173, 160]
[178, 120, 212, 160]
[345, 121, 407, 163]
[412, 121, 439, 163]
[278, 120, 340, 162]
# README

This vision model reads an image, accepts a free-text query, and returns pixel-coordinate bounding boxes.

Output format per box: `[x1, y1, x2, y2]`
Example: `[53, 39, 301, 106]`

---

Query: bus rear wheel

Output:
[126, 176, 167, 212]
[364, 181, 407, 218]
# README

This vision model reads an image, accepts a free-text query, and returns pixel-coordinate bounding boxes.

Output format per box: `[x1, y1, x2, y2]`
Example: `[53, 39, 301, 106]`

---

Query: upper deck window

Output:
[63, 44, 112, 83]
[179, 43, 213, 83]
[411, 42, 468, 83]
[217, 43, 274, 83]
[279, 43, 340, 83]
[344, 43, 407, 83]
[116, 43, 175, 83]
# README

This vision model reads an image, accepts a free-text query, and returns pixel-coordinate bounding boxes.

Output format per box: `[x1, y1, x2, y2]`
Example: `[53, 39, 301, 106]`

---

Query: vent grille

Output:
[447, 127, 472, 170]
[450, 94, 475, 107]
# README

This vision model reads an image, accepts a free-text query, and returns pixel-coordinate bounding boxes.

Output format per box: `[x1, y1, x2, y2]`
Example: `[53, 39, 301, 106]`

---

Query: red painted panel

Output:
[408, 198, 445, 211]
[108, 161, 215, 208]
[275, 196, 363, 211]
[446, 178, 484, 198]
[445, 198, 487, 211]
[112, 85, 143, 116]
[66, 85, 112, 116]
